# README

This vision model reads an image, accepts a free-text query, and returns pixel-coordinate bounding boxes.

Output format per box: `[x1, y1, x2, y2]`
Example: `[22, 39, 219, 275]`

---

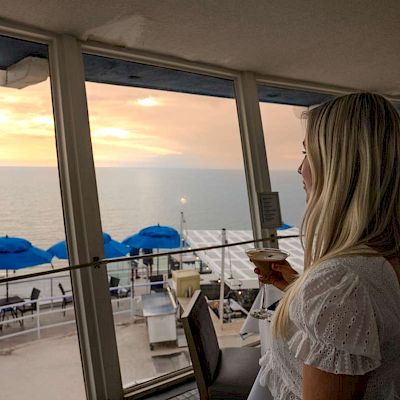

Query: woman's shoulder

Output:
[289, 254, 385, 376]
[299, 255, 388, 304]
[299, 254, 400, 315]
[306, 254, 387, 283]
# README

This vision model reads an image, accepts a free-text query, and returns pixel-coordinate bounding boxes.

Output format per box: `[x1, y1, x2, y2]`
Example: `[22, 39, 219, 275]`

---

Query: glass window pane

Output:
[258, 85, 334, 227]
[84, 54, 254, 388]
[259, 101, 306, 227]
[0, 35, 85, 400]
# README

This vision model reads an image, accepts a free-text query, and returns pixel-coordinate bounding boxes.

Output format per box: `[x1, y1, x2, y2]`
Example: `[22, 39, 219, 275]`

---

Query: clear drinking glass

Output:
[246, 247, 289, 319]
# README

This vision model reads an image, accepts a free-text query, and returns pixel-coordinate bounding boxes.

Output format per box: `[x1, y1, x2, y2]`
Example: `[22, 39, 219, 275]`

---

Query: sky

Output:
[0, 78, 306, 170]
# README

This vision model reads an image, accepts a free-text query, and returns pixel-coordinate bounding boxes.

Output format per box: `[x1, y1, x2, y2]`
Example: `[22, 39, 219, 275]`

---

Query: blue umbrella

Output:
[277, 223, 293, 230]
[48, 232, 130, 260]
[0, 236, 52, 300]
[122, 225, 181, 249]
[123, 225, 181, 276]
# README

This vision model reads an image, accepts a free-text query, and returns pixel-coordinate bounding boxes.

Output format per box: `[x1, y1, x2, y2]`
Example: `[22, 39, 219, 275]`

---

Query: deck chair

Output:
[182, 290, 260, 400]
[109, 276, 130, 308]
[58, 283, 73, 316]
[109, 276, 121, 299]
[17, 287, 41, 324]
[149, 274, 164, 292]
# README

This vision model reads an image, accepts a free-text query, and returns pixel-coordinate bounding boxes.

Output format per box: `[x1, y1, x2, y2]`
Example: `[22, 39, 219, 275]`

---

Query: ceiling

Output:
[0, 0, 399, 97]
[0, 27, 335, 107]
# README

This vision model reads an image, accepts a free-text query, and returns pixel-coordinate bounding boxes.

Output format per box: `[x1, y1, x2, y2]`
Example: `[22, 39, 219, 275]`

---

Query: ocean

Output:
[0, 167, 306, 249]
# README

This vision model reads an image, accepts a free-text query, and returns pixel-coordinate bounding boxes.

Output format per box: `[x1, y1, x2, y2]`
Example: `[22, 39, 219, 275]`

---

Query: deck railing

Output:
[0, 232, 300, 340]
[0, 280, 162, 340]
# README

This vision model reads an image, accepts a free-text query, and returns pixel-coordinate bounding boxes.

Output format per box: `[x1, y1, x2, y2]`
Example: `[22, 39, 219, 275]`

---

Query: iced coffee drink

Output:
[246, 247, 289, 319]
[246, 248, 289, 279]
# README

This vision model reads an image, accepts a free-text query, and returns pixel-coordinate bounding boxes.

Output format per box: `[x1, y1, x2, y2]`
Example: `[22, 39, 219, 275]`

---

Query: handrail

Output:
[0, 234, 300, 285]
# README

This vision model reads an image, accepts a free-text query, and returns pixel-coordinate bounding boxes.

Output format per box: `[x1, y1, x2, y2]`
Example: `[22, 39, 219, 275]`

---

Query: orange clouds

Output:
[0, 80, 57, 166]
[0, 78, 306, 170]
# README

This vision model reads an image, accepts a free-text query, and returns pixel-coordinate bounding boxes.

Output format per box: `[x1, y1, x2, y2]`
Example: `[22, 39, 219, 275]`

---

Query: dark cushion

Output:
[188, 293, 220, 384]
[209, 347, 260, 400]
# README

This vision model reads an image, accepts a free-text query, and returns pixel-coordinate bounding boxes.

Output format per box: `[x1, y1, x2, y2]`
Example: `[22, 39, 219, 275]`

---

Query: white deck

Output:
[186, 228, 304, 289]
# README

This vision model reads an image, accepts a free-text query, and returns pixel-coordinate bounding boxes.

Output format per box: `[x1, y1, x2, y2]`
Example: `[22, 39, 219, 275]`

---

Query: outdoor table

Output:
[0, 295, 24, 307]
[0, 296, 24, 325]
[141, 291, 177, 350]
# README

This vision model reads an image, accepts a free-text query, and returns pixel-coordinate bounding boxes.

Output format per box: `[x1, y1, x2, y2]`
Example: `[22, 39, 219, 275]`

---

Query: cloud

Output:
[31, 116, 54, 126]
[93, 137, 180, 155]
[0, 78, 307, 170]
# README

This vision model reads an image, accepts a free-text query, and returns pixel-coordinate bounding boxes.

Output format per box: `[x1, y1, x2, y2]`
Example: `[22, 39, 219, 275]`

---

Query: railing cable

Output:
[0, 234, 301, 284]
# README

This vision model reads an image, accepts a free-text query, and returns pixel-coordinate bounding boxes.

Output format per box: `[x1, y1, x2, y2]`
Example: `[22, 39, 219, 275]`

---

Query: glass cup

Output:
[246, 247, 289, 319]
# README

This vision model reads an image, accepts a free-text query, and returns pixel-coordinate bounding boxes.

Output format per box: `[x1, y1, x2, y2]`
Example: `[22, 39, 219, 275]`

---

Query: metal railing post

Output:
[36, 300, 41, 339]
[50, 276, 54, 309]
[219, 228, 226, 330]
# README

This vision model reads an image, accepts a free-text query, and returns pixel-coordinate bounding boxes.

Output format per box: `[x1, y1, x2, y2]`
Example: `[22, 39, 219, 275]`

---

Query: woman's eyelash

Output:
[302, 151, 307, 155]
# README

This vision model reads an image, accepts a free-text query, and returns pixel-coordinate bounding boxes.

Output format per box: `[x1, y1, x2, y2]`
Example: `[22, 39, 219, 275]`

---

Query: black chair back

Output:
[109, 276, 120, 288]
[30, 287, 40, 311]
[149, 274, 164, 291]
[31, 287, 40, 301]
[182, 290, 221, 399]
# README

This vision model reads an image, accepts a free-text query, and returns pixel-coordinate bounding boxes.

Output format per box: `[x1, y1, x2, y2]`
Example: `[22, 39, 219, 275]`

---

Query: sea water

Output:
[0, 167, 306, 249]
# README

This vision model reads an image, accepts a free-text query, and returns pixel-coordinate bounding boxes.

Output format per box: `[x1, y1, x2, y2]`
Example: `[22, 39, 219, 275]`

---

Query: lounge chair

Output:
[182, 290, 260, 400]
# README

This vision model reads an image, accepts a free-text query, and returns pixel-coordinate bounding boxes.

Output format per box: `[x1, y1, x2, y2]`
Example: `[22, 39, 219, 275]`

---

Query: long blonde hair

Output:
[273, 92, 400, 337]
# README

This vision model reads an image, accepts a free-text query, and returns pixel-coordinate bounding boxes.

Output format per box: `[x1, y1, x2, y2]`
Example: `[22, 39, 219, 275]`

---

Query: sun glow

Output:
[0, 111, 10, 123]
[136, 97, 158, 107]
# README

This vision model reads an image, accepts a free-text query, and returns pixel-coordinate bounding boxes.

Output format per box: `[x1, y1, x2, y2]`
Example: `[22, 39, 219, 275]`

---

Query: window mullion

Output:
[49, 34, 123, 400]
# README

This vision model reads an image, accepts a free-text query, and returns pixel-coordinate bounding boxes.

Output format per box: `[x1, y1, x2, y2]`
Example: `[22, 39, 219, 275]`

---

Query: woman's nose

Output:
[297, 159, 304, 175]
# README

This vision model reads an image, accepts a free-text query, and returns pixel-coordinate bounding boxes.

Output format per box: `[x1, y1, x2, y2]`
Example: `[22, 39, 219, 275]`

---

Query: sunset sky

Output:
[0, 78, 306, 170]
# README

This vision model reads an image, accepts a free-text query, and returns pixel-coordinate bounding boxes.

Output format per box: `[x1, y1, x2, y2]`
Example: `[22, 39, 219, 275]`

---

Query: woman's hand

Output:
[254, 260, 299, 291]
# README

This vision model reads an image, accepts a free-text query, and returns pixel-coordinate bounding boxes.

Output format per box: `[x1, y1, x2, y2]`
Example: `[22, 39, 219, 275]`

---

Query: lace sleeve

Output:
[288, 261, 382, 375]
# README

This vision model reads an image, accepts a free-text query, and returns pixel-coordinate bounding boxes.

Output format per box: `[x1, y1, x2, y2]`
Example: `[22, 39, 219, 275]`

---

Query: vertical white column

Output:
[179, 196, 187, 269]
[49, 35, 123, 400]
[234, 72, 278, 248]
[179, 211, 184, 269]
[219, 228, 226, 330]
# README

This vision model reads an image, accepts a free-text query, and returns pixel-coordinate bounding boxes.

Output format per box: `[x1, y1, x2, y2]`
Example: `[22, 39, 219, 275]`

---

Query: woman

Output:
[255, 93, 400, 399]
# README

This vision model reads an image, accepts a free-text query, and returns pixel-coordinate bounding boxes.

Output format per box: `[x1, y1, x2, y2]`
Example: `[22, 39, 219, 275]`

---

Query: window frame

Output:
[0, 17, 368, 400]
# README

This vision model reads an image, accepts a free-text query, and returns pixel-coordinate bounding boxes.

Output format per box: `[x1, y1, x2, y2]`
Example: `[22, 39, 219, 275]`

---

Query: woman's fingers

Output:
[271, 260, 290, 271]
[272, 260, 297, 274]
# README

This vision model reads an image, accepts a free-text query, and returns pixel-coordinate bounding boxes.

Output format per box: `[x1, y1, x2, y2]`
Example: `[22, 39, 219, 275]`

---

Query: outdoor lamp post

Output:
[179, 197, 187, 269]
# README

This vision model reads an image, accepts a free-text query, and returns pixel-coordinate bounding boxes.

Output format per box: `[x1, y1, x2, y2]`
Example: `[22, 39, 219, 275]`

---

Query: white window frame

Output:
[0, 16, 376, 400]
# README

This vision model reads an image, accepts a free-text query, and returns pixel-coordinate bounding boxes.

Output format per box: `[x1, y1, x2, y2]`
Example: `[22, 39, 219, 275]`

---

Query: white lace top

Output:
[259, 255, 400, 399]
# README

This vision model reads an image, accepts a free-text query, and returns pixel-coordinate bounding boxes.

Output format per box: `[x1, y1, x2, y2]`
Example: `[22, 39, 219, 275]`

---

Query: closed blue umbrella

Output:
[122, 225, 180, 249]
[48, 232, 130, 260]
[0, 236, 52, 300]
